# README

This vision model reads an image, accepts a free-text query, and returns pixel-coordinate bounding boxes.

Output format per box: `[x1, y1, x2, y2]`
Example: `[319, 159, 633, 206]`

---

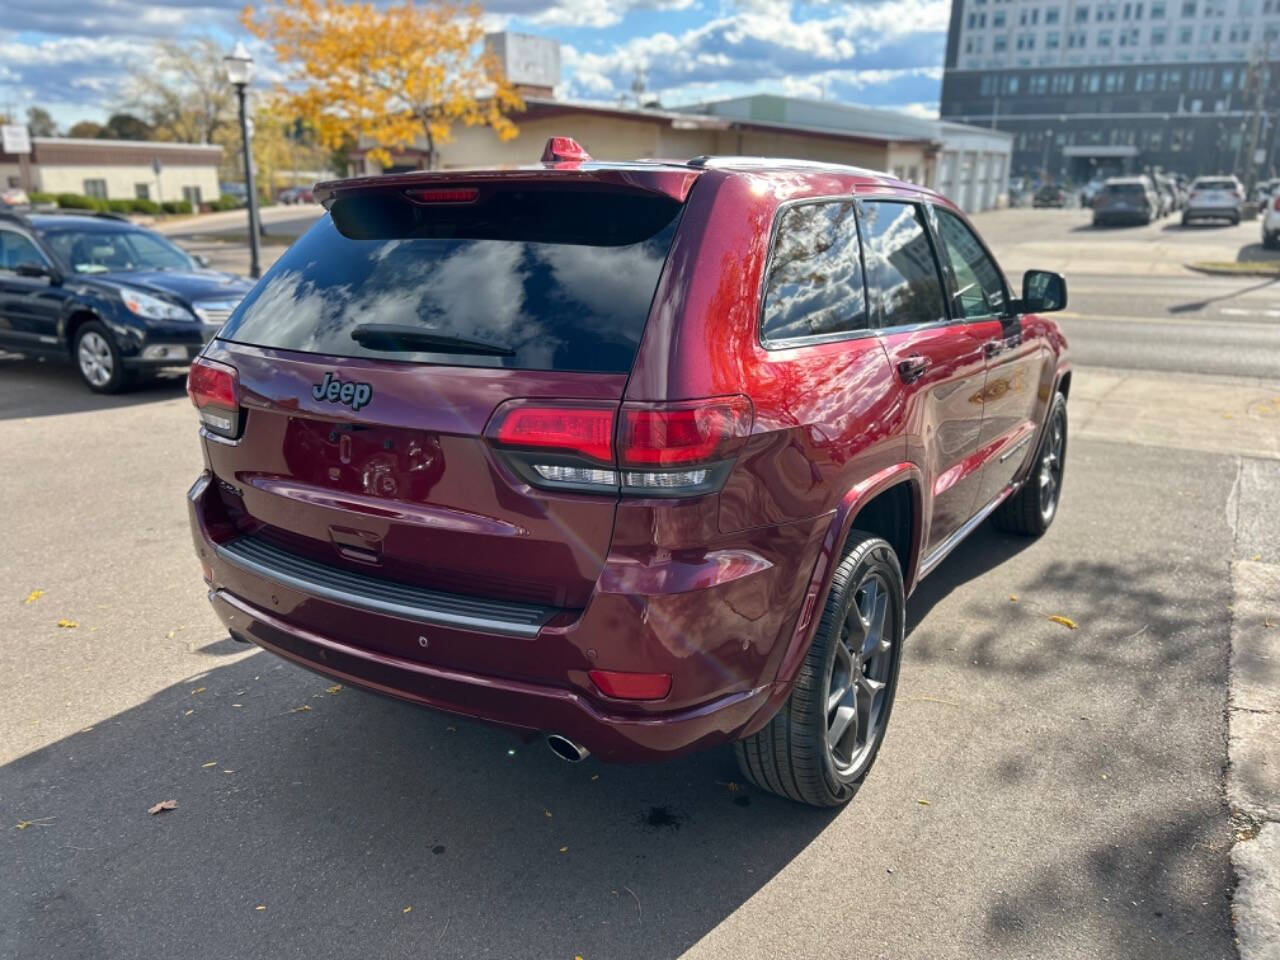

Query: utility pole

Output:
[1241, 38, 1270, 199]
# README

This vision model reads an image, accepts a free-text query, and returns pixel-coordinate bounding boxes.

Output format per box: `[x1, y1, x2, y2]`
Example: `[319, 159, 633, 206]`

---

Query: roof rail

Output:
[0, 208, 33, 227]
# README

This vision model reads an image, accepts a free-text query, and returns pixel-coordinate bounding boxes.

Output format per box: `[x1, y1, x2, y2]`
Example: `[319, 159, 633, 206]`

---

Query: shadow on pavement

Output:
[0, 353, 188, 420]
[1, 649, 833, 960]
[1236, 240, 1280, 263]
[1167, 274, 1279, 313]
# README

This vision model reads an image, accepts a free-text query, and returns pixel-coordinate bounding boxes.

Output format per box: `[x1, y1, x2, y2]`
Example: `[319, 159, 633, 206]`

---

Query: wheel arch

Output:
[741, 462, 923, 738]
[63, 309, 104, 357]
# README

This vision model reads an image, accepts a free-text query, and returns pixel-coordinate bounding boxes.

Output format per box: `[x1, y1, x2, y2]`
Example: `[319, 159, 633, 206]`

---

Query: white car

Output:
[1262, 185, 1280, 249]
[1182, 175, 1245, 226]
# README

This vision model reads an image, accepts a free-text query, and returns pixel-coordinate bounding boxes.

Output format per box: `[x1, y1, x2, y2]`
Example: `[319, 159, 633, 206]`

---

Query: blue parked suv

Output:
[0, 209, 252, 392]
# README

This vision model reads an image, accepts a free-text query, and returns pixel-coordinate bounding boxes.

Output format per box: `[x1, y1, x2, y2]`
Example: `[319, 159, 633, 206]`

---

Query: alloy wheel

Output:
[78, 331, 114, 388]
[825, 572, 894, 776]
[1038, 407, 1066, 521]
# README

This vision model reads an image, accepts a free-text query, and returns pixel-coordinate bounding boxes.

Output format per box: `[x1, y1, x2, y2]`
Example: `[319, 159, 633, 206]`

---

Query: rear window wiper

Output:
[349, 324, 515, 356]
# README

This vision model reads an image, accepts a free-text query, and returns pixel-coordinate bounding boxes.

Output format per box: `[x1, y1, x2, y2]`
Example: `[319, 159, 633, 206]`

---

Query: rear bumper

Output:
[1183, 207, 1240, 220]
[208, 588, 769, 761]
[188, 471, 815, 761]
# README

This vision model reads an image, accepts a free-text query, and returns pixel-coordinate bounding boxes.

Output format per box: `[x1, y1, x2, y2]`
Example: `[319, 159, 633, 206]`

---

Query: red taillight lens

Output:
[492, 404, 615, 463]
[187, 357, 240, 438]
[588, 669, 671, 701]
[405, 187, 479, 204]
[1273, 196, 1280, 211]
[619, 397, 752, 466]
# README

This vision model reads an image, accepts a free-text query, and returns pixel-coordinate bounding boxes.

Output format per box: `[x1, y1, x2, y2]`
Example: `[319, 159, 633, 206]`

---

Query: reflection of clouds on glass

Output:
[860, 201, 945, 326]
[225, 217, 674, 373]
[762, 202, 867, 342]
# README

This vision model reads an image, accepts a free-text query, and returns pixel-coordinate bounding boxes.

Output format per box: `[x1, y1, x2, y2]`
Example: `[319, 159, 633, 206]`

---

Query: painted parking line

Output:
[1220, 307, 1280, 318]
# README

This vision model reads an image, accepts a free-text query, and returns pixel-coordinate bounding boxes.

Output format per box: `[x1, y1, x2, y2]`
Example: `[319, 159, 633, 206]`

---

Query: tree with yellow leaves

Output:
[244, 0, 522, 171]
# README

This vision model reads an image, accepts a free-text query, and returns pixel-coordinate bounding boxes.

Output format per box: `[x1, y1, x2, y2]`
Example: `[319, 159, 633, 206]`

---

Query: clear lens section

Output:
[121, 289, 196, 322]
[622, 469, 709, 488]
[199, 409, 235, 433]
[533, 464, 618, 486]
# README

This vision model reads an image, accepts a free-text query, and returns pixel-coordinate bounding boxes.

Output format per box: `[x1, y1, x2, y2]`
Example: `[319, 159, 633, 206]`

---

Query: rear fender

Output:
[740, 462, 923, 738]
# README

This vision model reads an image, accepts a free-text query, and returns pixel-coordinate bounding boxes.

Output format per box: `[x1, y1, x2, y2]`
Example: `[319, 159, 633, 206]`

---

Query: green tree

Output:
[98, 113, 154, 140]
[26, 107, 58, 137]
[67, 120, 104, 139]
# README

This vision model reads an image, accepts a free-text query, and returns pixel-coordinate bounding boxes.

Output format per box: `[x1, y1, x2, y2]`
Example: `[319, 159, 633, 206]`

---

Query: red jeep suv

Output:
[187, 140, 1070, 807]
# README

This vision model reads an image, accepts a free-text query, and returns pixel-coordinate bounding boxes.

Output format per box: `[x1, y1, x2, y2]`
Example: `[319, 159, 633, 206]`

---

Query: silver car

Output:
[1182, 176, 1245, 226]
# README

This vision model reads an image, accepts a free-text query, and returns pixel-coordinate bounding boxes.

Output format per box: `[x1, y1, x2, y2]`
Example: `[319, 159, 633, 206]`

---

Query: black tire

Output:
[1181, 214, 1191, 226]
[735, 532, 904, 807]
[1231, 214, 1241, 226]
[1264, 232, 1279, 250]
[73, 321, 130, 394]
[993, 391, 1068, 537]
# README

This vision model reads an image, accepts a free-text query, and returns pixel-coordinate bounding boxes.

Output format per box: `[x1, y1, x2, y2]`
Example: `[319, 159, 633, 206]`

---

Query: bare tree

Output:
[123, 36, 235, 144]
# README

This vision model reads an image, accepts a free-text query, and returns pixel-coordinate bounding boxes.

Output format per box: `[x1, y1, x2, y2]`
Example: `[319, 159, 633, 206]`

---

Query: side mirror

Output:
[15, 261, 60, 284]
[194, 253, 211, 268]
[1019, 269, 1067, 313]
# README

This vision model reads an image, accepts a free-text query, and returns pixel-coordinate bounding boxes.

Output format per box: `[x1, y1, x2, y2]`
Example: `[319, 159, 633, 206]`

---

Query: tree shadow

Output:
[0, 352, 188, 421]
[1167, 274, 1278, 313]
[1235, 240, 1280, 263]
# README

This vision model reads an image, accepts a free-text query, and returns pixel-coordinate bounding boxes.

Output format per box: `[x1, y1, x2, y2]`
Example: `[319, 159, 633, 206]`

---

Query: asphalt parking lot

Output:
[3, 207, 1279, 959]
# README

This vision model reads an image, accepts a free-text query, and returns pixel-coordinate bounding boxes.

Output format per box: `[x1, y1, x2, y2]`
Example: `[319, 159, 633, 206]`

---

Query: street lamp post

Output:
[224, 42, 262, 280]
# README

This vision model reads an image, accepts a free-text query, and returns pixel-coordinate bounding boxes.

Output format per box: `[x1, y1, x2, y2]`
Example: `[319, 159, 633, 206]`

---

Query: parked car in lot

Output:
[1, 187, 30, 208]
[1252, 178, 1279, 206]
[1079, 177, 1105, 208]
[0, 210, 253, 392]
[1262, 185, 1280, 249]
[278, 185, 315, 205]
[1182, 175, 1245, 225]
[1154, 174, 1180, 214]
[1033, 184, 1067, 208]
[187, 138, 1071, 807]
[1093, 177, 1158, 225]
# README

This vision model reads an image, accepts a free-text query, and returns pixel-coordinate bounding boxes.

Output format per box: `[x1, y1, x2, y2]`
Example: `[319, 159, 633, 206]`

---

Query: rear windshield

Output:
[218, 186, 682, 374]
[1193, 179, 1236, 190]
[1104, 183, 1145, 196]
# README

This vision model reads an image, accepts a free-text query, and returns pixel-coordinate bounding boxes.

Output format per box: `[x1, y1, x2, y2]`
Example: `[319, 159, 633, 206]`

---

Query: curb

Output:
[1187, 262, 1280, 278]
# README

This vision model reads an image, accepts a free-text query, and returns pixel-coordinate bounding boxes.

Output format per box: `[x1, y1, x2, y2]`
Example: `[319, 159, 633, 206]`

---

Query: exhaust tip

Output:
[547, 734, 590, 763]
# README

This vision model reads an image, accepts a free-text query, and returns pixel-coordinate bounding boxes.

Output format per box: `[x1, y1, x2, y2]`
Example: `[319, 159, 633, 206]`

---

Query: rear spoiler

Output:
[314, 166, 703, 207]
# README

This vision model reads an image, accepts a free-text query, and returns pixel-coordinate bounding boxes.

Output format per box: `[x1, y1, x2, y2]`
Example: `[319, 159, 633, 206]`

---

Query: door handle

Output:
[984, 339, 1005, 358]
[896, 355, 930, 383]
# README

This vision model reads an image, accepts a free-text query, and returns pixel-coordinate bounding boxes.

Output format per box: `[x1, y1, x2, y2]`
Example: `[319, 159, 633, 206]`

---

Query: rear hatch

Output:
[199, 171, 692, 614]
[1098, 183, 1146, 210]
[1190, 179, 1238, 208]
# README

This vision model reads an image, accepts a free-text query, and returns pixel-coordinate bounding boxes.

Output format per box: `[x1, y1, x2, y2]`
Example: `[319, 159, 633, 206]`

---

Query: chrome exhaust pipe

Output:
[546, 734, 590, 763]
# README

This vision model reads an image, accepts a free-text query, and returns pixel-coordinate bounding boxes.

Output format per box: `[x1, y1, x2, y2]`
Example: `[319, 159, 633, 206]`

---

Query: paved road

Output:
[1, 364, 1265, 959]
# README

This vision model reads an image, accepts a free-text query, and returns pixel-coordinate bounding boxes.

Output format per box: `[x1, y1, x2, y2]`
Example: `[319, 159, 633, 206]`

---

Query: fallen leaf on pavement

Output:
[15, 817, 55, 830]
[147, 800, 178, 815]
[289, 704, 312, 714]
[23, 589, 44, 605]
[1048, 615, 1077, 629]
[544, 809, 553, 818]
[559, 845, 568, 853]
[326, 685, 342, 695]
[255, 905, 266, 911]
[191, 687, 205, 695]
[201, 761, 217, 768]
[1009, 594, 1018, 602]
[183, 709, 194, 716]
[402, 906, 412, 914]
[917, 799, 930, 806]
[56, 619, 78, 629]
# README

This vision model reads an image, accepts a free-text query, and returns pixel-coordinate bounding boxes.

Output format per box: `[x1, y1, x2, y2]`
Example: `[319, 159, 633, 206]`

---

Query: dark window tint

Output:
[933, 208, 1007, 320]
[43, 228, 194, 274]
[219, 187, 682, 374]
[0, 230, 45, 271]
[1193, 178, 1235, 190]
[761, 201, 867, 344]
[1104, 183, 1146, 195]
[858, 200, 947, 328]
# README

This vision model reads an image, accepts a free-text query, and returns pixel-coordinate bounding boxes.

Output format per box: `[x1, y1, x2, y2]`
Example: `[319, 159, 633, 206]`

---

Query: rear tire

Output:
[993, 392, 1067, 537]
[735, 532, 904, 807]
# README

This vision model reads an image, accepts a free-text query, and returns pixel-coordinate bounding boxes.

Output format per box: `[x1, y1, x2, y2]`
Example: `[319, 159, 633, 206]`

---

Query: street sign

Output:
[152, 157, 163, 175]
[1255, 149, 1267, 165]
[2, 124, 32, 155]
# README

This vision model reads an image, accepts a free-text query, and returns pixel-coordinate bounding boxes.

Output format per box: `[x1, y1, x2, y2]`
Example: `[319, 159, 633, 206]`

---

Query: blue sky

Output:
[0, 0, 949, 131]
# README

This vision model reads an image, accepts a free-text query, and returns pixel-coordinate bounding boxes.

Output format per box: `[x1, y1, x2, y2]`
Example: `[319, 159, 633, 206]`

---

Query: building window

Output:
[1046, 30, 1062, 47]
[1017, 32, 1037, 48]
[1180, 0, 1195, 13]
[1151, 25, 1167, 42]
[1051, 71, 1075, 91]
[1178, 25, 1193, 42]
[1075, 4, 1091, 20]
[994, 34, 1009, 50]
[1238, 0, 1254, 11]
[1228, 24, 1250, 43]
[182, 185, 203, 207]
[993, 10, 1006, 26]
[83, 179, 107, 199]
[1019, 7, 1040, 24]
[1120, 26, 1141, 43]
[1161, 67, 1182, 89]
[1029, 73, 1049, 92]
[134, 183, 150, 200]
[1151, 0, 1166, 13]
[1045, 5, 1061, 21]
[1005, 75, 1020, 93]
[980, 75, 997, 95]
[1098, 27, 1113, 44]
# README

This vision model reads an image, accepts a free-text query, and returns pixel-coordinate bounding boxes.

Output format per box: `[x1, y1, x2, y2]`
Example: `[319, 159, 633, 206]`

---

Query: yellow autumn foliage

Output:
[243, 0, 522, 170]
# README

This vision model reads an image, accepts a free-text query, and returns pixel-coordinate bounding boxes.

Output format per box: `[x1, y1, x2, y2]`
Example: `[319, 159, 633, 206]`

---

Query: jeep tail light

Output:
[187, 356, 241, 439]
[588, 669, 672, 701]
[486, 395, 753, 497]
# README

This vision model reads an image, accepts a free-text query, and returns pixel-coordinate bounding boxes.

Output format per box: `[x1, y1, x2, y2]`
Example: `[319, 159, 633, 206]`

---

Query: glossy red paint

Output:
[189, 158, 1069, 762]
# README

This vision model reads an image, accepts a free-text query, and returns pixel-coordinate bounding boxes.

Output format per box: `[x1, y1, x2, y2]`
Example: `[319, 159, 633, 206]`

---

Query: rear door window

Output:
[761, 200, 868, 345]
[857, 200, 948, 328]
[218, 186, 682, 374]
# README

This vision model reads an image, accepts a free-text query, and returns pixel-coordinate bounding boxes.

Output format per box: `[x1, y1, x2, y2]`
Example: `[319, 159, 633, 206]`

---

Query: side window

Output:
[933, 208, 1008, 320]
[858, 200, 948, 328]
[761, 200, 868, 345]
[0, 231, 46, 272]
